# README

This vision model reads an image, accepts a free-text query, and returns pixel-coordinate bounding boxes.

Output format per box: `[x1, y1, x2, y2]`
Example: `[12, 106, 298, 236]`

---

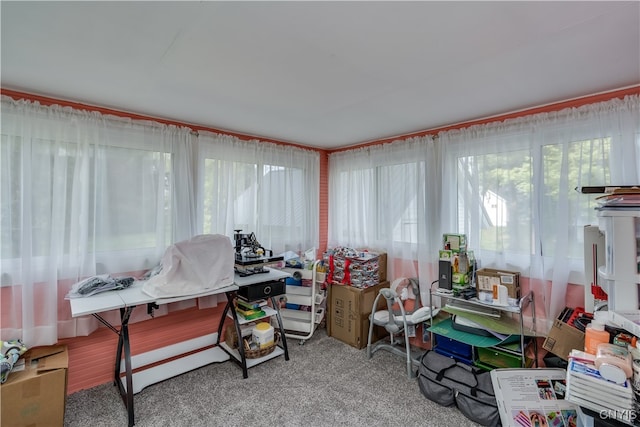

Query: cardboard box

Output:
[327, 281, 390, 349]
[1, 345, 69, 427]
[542, 319, 585, 361]
[443, 233, 467, 252]
[375, 252, 387, 283]
[476, 268, 521, 299]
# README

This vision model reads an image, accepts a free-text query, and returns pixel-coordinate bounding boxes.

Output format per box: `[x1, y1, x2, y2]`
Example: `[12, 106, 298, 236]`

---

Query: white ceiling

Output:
[2, 1, 639, 149]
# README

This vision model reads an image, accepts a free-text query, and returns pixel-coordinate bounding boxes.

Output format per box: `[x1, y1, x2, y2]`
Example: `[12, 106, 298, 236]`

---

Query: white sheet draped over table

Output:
[142, 234, 235, 298]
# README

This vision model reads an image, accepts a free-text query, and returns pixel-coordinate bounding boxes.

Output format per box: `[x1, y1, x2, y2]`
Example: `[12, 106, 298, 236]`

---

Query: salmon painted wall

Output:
[59, 305, 230, 393]
[2, 85, 638, 394]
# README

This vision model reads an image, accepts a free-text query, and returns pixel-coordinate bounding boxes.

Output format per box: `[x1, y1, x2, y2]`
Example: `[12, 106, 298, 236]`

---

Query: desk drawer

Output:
[433, 334, 473, 359]
[476, 345, 532, 369]
[434, 347, 475, 366]
[238, 280, 285, 301]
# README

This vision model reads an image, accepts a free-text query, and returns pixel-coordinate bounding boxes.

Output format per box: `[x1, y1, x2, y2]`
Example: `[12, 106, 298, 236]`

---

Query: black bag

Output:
[418, 350, 501, 427]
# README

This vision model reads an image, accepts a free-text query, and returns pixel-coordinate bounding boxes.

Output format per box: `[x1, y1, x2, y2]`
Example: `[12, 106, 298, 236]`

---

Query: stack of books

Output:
[235, 298, 267, 321]
[594, 187, 640, 209]
[565, 350, 635, 425]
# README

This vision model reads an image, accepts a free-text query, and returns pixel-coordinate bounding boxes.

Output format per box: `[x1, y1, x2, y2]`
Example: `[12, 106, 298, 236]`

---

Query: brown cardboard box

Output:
[327, 281, 390, 349]
[372, 252, 387, 283]
[476, 268, 521, 299]
[1, 345, 69, 427]
[542, 318, 585, 361]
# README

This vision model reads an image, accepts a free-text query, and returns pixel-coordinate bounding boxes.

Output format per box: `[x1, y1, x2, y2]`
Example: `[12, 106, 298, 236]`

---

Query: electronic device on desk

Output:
[438, 259, 453, 294]
[233, 229, 284, 277]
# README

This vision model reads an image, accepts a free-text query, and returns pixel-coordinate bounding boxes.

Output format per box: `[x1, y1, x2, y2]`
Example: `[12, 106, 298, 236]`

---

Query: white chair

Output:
[366, 277, 439, 379]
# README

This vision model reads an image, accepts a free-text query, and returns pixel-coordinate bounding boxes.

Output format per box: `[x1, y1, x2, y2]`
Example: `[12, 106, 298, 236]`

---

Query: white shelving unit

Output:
[597, 208, 640, 312]
[221, 305, 286, 368]
[218, 268, 291, 379]
[279, 260, 326, 343]
[597, 207, 640, 335]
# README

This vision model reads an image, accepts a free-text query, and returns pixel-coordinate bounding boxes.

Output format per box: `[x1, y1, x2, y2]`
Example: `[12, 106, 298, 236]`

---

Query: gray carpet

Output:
[64, 330, 481, 427]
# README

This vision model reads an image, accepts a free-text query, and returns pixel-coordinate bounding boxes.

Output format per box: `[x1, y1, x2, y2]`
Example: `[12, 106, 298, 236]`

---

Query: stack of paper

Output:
[565, 350, 635, 425]
[595, 187, 640, 208]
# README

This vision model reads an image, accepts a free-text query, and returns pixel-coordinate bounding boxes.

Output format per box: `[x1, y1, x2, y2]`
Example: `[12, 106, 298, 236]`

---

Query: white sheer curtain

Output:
[439, 95, 640, 329]
[0, 96, 195, 346]
[328, 136, 441, 302]
[197, 131, 320, 256]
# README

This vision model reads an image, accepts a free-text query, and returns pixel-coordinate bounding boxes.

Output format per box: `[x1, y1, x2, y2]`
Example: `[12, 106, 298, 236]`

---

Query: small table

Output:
[217, 268, 291, 378]
[70, 281, 238, 427]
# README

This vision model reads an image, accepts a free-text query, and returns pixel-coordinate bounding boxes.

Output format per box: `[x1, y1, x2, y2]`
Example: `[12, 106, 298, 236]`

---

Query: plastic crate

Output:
[433, 333, 473, 359]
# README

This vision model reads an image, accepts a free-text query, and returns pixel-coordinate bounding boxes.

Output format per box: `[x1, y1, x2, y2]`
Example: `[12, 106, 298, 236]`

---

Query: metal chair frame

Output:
[366, 278, 434, 379]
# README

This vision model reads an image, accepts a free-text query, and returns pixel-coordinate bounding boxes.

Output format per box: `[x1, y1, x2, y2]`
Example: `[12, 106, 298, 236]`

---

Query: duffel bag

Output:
[418, 350, 501, 427]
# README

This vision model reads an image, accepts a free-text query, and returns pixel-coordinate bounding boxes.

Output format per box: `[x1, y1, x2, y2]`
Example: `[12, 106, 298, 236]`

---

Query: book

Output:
[236, 298, 267, 310]
[235, 305, 261, 316]
[569, 372, 634, 402]
[566, 358, 633, 398]
[237, 309, 266, 321]
[567, 373, 633, 409]
[567, 385, 633, 414]
[565, 350, 635, 421]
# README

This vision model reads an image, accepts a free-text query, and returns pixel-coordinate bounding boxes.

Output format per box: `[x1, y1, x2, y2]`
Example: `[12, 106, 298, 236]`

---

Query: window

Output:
[540, 137, 610, 258]
[376, 162, 423, 244]
[456, 147, 533, 256]
[455, 137, 610, 262]
[1, 98, 320, 345]
[440, 105, 637, 302]
[328, 137, 435, 256]
[1, 116, 175, 283]
[199, 133, 319, 255]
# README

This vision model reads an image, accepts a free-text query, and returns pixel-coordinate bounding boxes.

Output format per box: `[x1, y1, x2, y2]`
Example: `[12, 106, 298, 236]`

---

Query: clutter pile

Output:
[0, 339, 27, 384]
[66, 275, 135, 298]
[325, 246, 386, 288]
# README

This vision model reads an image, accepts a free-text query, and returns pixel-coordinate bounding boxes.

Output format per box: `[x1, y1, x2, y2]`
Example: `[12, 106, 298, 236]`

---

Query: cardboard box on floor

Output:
[1, 344, 69, 427]
[327, 281, 390, 349]
[542, 318, 585, 361]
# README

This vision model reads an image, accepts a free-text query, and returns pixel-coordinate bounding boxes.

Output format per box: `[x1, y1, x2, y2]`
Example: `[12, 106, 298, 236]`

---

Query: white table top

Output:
[70, 267, 291, 318]
[117, 281, 238, 307]
[69, 289, 129, 317]
[69, 280, 238, 318]
[233, 267, 291, 287]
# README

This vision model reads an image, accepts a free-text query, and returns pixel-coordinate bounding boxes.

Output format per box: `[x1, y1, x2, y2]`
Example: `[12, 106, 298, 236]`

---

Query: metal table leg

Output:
[93, 305, 136, 427]
[271, 295, 290, 361]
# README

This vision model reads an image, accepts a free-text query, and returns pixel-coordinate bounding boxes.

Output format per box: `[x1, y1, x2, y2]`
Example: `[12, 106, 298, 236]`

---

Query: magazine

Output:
[491, 368, 579, 427]
[567, 376, 633, 412]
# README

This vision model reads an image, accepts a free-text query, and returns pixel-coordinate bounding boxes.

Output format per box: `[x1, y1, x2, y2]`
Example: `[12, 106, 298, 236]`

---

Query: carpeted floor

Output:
[64, 329, 481, 427]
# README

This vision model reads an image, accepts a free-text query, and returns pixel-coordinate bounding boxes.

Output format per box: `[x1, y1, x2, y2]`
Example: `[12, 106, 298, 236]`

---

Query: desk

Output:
[70, 281, 238, 427]
[217, 268, 291, 378]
